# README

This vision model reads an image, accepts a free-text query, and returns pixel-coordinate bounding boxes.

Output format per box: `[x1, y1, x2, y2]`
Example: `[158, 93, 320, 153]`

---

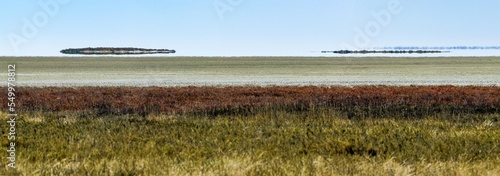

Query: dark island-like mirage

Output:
[60, 47, 176, 55]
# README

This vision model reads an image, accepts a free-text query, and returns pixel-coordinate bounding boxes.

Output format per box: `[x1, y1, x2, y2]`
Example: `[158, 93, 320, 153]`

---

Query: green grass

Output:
[2, 111, 499, 175]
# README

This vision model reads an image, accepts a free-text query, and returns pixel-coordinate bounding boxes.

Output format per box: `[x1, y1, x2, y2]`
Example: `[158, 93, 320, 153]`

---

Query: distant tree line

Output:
[376, 46, 500, 50]
[322, 50, 444, 54]
[60, 47, 176, 55]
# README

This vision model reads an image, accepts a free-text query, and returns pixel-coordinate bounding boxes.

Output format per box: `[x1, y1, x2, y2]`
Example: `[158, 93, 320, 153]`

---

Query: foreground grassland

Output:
[1, 86, 500, 175]
[1, 112, 500, 175]
[1, 57, 499, 86]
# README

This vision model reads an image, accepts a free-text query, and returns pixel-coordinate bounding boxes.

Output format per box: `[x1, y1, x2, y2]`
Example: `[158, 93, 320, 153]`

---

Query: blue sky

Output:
[1, 0, 500, 56]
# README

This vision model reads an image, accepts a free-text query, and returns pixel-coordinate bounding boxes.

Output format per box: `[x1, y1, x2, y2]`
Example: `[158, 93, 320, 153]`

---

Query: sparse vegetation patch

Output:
[1, 86, 499, 175]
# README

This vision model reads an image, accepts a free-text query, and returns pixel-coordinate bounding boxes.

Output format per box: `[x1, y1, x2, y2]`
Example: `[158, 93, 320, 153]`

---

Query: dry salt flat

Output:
[1, 56, 499, 87]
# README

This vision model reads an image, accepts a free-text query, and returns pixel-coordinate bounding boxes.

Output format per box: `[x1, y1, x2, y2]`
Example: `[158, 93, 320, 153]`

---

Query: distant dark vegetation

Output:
[60, 47, 176, 55]
[324, 46, 500, 54]
[322, 50, 445, 54]
[377, 46, 500, 50]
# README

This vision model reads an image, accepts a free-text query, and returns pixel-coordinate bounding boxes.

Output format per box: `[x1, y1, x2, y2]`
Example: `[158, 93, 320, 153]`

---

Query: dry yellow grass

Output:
[1, 111, 499, 175]
[10, 155, 500, 175]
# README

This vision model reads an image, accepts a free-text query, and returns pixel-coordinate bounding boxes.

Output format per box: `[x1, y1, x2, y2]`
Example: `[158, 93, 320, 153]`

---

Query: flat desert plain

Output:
[1, 56, 499, 86]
